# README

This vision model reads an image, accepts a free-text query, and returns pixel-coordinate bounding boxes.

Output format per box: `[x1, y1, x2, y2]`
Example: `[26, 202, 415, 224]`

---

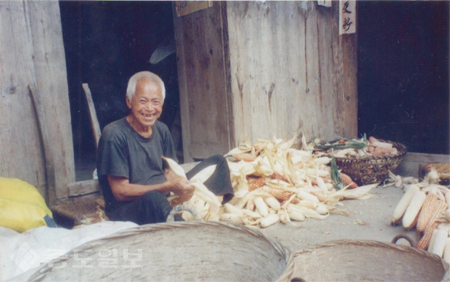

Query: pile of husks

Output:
[165, 136, 377, 228]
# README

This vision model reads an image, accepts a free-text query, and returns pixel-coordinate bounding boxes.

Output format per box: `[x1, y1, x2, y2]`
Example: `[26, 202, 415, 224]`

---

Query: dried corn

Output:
[444, 238, 450, 264]
[271, 172, 290, 183]
[340, 172, 358, 189]
[402, 189, 426, 230]
[266, 188, 294, 202]
[233, 153, 257, 162]
[248, 177, 266, 191]
[417, 221, 439, 250]
[428, 228, 440, 252]
[220, 213, 243, 224]
[260, 214, 280, 228]
[297, 190, 319, 203]
[254, 197, 269, 217]
[431, 229, 448, 257]
[417, 193, 447, 232]
[264, 196, 281, 211]
[391, 184, 420, 225]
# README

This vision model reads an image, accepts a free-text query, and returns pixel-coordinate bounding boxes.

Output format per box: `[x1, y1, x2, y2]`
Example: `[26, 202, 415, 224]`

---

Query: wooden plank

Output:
[0, 2, 75, 204]
[397, 153, 450, 178]
[82, 83, 101, 148]
[0, 2, 46, 197]
[27, 1, 75, 202]
[68, 179, 100, 197]
[173, 2, 233, 161]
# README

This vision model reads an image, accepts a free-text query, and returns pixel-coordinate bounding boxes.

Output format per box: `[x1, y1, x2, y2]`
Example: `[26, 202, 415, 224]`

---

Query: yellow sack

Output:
[0, 177, 56, 232]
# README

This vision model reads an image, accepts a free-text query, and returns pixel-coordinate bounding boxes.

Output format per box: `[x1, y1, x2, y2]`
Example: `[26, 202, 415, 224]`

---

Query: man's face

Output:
[126, 78, 163, 129]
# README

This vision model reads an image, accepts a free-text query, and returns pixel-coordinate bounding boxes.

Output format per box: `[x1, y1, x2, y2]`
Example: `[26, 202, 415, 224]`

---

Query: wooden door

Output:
[173, 2, 234, 162]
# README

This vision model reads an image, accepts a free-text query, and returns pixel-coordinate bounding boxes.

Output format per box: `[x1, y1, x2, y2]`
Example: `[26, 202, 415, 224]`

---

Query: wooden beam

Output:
[68, 179, 100, 197]
[82, 83, 101, 148]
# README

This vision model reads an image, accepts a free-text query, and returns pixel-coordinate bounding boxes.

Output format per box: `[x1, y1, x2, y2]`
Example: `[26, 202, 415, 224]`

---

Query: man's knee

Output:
[208, 154, 226, 164]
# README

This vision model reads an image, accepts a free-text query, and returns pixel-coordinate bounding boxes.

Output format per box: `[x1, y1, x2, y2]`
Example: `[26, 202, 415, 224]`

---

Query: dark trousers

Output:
[109, 154, 234, 225]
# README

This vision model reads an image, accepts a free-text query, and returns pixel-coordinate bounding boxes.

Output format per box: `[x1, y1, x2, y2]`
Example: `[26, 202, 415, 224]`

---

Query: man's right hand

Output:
[170, 178, 195, 196]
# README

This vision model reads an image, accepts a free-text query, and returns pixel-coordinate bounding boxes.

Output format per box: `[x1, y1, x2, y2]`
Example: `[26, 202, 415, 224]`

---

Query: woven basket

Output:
[278, 240, 449, 281]
[29, 221, 290, 282]
[333, 140, 407, 185]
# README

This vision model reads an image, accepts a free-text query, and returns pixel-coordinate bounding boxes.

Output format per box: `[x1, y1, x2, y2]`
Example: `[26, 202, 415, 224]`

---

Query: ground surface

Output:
[256, 185, 417, 253]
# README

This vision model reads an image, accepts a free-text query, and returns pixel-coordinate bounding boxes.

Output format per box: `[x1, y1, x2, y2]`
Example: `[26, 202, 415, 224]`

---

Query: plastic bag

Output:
[0, 177, 55, 232]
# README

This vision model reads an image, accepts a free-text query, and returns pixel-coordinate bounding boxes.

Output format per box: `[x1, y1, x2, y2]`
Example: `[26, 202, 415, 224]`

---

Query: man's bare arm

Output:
[108, 175, 194, 202]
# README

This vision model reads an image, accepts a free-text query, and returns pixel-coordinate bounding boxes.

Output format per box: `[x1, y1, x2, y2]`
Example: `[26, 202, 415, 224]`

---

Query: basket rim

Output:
[278, 239, 449, 282]
[30, 221, 291, 281]
[330, 140, 407, 162]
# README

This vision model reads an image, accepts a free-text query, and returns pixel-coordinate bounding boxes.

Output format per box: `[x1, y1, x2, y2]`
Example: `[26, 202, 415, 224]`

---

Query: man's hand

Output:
[169, 178, 195, 195]
[168, 178, 195, 206]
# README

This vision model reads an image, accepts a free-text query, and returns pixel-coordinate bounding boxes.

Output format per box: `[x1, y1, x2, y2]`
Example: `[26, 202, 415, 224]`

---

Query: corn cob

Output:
[220, 213, 243, 224]
[431, 229, 448, 257]
[428, 228, 439, 252]
[264, 196, 281, 211]
[417, 221, 439, 250]
[233, 153, 257, 162]
[260, 214, 280, 228]
[254, 197, 269, 217]
[315, 203, 329, 215]
[340, 172, 358, 189]
[245, 197, 255, 211]
[391, 185, 420, 225]
[266, 188, 294, 202]
[271, 172, 290, 183]
[297, 190, 319, 203]
[443, 238, 450, 264]
[287, 207, 305, 221]
[402, 190, 426, 230]
[248, 177, 266, 191]
[309, 191, 327, 202]
[417, 193, 447, 232]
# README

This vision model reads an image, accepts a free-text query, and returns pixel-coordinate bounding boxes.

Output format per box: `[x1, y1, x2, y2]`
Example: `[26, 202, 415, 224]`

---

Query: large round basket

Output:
[279, 240, 449, 281]
[29, 221, 290, 282]
[334, 140, 407, 185]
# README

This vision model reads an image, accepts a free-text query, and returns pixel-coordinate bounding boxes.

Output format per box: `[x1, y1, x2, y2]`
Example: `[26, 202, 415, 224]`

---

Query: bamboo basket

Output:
[333, 140, 407, 185]
[28, 221, 290, 282]
[279, 240, 449, 281]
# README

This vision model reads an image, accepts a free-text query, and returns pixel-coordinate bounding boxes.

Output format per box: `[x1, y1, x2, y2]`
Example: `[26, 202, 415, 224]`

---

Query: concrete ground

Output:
[256, 184, 417, 253]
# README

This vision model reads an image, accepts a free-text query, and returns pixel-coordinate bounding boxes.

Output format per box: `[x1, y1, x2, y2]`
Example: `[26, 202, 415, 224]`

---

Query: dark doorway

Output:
[59, 1, 181, 180]
[358, 1, 449, 154]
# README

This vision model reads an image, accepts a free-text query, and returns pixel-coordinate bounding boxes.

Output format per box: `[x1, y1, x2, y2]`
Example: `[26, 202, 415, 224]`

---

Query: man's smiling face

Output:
[126, 78, 163, 131]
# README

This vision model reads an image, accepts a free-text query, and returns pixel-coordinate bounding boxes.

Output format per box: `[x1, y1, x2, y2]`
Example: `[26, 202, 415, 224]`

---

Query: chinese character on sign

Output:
[339, 0, 356, 35]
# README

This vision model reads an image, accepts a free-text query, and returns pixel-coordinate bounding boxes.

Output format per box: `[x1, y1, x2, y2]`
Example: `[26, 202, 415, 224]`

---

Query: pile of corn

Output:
[390, 168, 450, 263]
[314, 136, 399, 157]
[165, 136, 377, 228]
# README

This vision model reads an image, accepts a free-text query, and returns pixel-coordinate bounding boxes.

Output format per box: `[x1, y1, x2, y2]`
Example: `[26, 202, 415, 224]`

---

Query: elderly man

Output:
[97, 71, 233, 224]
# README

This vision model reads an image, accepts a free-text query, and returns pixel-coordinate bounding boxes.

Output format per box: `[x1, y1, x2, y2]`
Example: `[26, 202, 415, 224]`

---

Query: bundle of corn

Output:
[221, 136, 378, 228]
[313, 135, 399, 157]
[390, 168, 450, 263]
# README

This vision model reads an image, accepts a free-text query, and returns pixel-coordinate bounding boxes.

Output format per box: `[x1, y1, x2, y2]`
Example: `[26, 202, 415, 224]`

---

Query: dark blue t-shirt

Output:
[97, 118, 177, 213]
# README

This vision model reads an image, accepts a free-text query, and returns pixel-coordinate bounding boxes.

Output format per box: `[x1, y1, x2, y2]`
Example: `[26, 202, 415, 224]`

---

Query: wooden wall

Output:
[226, 1, 357, 145]
[0, 1, 75, 204]
[174, 2, 234, 162]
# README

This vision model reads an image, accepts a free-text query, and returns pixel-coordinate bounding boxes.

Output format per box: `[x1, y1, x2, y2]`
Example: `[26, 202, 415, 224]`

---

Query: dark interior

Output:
[358, 1, 449, 154]
[60, 1, 180, 180]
